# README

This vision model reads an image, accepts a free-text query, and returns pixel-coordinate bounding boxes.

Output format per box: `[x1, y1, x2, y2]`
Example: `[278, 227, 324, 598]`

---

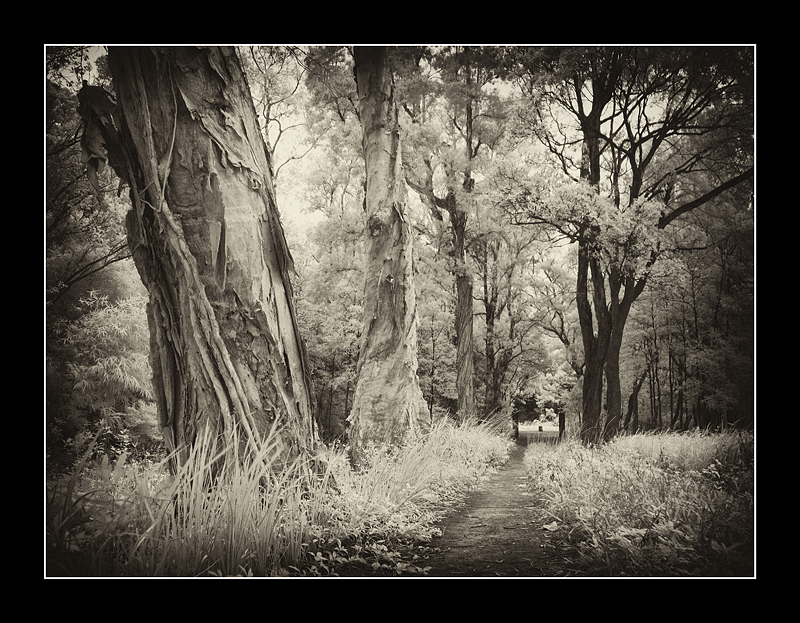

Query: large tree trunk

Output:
[86, 47, 317, 470]
[575, 85, 612, 443]
[348, 47, 429, 467]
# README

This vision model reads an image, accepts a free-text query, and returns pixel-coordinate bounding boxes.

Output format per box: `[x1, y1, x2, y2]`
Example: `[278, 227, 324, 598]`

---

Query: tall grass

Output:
[325, 417, 512, 538]
[125, 425, 329, 576]
[46, 415, 513, 577]
[47, 424, 318, 576]
[524, 430, 754, 576]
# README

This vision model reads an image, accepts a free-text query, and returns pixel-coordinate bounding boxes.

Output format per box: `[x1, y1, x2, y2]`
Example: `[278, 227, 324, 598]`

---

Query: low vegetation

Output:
[46, 416, 514, 577]
[47, 414, 755, 577]
[524, 430, 754, 576]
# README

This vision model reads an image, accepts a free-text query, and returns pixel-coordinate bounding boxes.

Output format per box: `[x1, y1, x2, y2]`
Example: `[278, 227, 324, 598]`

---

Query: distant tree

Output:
[402, 45, 511, 422]
[414, 239, 458, 417]
[628, 192, 754, 431]
[241, 46, 316, 183]
[295, 211, 364, 442]
[534, 249, 584, 380]
[470, 207, 544, 421]
[303, 46, 360, 125]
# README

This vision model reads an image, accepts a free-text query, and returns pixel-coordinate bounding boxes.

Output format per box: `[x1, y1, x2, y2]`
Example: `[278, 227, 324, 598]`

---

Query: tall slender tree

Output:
[78, 46, 317, 470]
[347, 46, 429, 466]
[402, 46, 509, 421]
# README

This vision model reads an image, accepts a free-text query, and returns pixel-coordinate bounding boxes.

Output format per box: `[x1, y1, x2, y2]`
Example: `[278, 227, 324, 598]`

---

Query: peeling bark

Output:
[84, 47, 317, 470]
[348, 47, 429, 467]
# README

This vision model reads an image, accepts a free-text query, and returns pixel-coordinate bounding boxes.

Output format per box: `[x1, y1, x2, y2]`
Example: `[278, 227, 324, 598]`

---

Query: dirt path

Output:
[330, 430, 566, 578]
[423, 434, 561, 577]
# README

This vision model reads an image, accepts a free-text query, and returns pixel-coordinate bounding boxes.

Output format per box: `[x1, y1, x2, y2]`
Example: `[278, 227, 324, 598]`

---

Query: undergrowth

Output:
[524, 429, 754, 577]
[46, 416, 513, 577]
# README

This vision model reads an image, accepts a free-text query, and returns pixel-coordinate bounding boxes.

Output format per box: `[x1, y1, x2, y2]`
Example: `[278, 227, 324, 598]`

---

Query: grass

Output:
[523, 429, 755, 576]
[46, 416, 514, 577]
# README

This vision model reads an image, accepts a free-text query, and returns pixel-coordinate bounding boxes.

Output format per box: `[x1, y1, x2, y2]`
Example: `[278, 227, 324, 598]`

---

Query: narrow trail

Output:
[424, 433, 561, 577]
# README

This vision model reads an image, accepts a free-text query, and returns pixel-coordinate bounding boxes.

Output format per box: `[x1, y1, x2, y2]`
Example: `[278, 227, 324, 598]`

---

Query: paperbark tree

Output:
[78, 46, 317, 470]
[347, 46, 429, 467]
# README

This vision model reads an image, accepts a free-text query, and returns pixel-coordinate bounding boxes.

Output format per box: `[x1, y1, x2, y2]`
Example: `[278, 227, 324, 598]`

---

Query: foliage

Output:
[303, 46, 358, 125]
[291, 125, 366, 439]
[47, 291, 157, 469]
[624, 191, 754, 430]
[314, 417, 508, 544]
[62, 291, 152, 405]
[46, 416, 513, 577]
[46, 46, 94, 88]
[46, 76, 132, 315]
[499, 45, 753, 441]
[286, 45, 752, 435]
[415, 239, 458, 410]
[525, 430, 754, 576]
[46, 428, 169, 576]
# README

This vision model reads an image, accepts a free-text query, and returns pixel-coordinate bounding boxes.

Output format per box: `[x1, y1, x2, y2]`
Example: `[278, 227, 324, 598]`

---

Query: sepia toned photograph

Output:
[46, 45, 755, 578]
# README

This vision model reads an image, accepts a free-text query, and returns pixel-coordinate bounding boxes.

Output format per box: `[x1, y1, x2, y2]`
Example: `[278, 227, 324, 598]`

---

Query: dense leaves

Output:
[47, 291, 157, 468]
[525, 431, 754, 575]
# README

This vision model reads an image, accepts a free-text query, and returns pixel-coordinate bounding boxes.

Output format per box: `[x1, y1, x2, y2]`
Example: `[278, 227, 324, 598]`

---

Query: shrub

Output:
[47, 291, 159, 470]
[524, 430, 754, 576]
[46, 416, 514, 577]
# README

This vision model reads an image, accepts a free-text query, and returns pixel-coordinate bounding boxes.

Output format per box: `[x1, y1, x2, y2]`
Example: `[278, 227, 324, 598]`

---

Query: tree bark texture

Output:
[481, 242, 511, 420]
[95, 47, 316, 469]
[575, 229, 610, 444]
[451, 202, 477, 421]
[348, 47, 429, 466]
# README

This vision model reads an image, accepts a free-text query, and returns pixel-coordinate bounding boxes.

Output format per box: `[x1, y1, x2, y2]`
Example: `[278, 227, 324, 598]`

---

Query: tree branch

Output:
[48, 240, 132, 305]
[658, 167, 754, 229]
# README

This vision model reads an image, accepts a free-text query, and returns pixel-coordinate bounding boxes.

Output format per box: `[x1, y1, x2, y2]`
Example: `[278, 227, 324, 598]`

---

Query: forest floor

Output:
[333, 426, 574, 578]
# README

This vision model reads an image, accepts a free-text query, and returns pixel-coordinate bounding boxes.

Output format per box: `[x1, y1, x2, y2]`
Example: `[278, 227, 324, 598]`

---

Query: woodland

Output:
[45, 45, 755, 577]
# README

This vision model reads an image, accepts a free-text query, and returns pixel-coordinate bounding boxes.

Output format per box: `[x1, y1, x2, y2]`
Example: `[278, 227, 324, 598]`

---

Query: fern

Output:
[48, 291, 158, 465]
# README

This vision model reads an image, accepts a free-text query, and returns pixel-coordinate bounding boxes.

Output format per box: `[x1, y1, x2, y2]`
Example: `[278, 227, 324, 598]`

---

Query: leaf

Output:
[658, 543, 678, 564]
[99, 454, 111, 481]
[710, 540, 741, 554]
[111, 451, 128, 485]
[542, 521, 559, 532]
